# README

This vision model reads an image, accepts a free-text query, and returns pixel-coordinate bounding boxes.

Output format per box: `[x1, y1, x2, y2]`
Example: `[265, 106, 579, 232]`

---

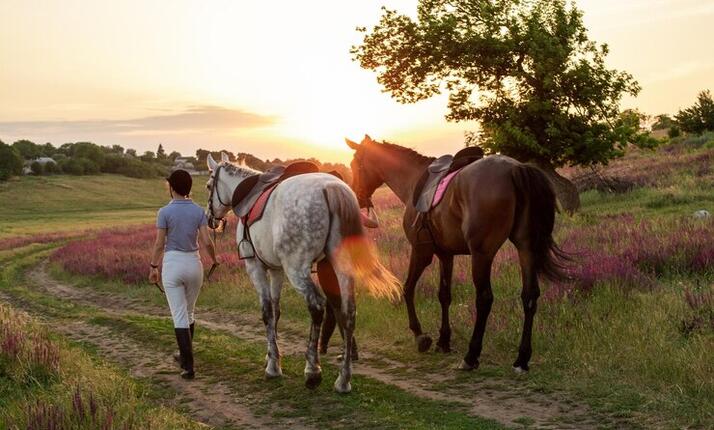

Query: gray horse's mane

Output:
[222, 161, 260, 178]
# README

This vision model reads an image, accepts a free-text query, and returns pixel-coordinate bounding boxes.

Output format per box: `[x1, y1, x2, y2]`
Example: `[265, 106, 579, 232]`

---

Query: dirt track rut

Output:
[25, 261, 613, 429]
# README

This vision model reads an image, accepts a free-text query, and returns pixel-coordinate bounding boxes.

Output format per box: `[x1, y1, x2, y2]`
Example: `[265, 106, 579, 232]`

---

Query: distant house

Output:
[172, 157, 203, 175]
[23, 157, 57, 175]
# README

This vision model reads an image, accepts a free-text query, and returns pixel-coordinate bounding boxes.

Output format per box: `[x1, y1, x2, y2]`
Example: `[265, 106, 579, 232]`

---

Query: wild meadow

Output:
[35, 142, 714, 428]
[1, 140, 713, 428]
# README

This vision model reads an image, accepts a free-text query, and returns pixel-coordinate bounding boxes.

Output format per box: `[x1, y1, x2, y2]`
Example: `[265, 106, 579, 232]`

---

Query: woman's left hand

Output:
[148, 267, 160, 284]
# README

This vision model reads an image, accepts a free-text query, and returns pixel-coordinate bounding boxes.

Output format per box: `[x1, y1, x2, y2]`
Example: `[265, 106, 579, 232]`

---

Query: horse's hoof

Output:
[416, 335, 432, 353]
[334, 379, 352, 394]
[305, 372, 323, 390]
[513, 364, 529, 374]
[265, 367, 283, 379]
[456, 359, 478, 371]
[434, 343, 451, 353]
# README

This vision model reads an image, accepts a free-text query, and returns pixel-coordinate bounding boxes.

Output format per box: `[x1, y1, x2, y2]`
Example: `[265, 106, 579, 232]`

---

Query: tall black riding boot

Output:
[174, 322, 195, 363]
[174, 328, 195, 379]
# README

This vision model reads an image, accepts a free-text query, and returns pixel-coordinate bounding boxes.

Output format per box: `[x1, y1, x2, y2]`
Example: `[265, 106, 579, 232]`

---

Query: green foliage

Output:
[352, 0, 643, 168]
[11, 139, 41, 159]
[156, 144, 166, 160]
[668, 125, 681, 138]
[675, 90, 714, 134]
[57, 158, 85, 175]
[652, 114, 675, 131]
[30, 161, 44, 176]
[43, 161, 59, 175]
[66, 142, 105, 166]
[0, 141, 24, 181]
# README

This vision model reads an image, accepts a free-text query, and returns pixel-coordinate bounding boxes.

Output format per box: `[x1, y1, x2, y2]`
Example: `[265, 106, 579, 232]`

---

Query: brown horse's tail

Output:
[511, 164, 570, 282]
[323, 183, 402, 301]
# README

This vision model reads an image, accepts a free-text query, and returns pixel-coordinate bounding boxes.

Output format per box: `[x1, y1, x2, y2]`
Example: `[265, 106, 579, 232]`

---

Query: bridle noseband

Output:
[353, 155, 374, 209]
[207, 165, 230, 230]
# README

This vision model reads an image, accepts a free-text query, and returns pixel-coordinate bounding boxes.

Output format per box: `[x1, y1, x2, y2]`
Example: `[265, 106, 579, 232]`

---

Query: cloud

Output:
[0, 105, 276, 137]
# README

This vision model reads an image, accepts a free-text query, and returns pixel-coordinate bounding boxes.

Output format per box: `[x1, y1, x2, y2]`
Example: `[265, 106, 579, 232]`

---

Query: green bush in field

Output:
[668, 125, 681, 138]
[676, 90, 714, 134]
[57, 158, 85, 175]
[0, 141, 24, 181]
[30, 161, 44, 176]
[43, 161, 59, 175]
[77, 158, 100, 175]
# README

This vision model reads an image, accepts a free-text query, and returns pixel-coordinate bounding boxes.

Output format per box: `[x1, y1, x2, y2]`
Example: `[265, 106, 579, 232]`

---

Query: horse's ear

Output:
[207, 154, 218, 171]
[363, 134, 374, 145]
[345, 138, 360, 150]
[238, 156, 247, 167]
[220, 152, 230, 163]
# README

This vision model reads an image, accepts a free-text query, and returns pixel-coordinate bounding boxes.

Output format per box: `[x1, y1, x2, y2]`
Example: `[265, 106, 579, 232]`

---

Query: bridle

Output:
[207, 165, 229, 231]
[353, 154, 375, 209]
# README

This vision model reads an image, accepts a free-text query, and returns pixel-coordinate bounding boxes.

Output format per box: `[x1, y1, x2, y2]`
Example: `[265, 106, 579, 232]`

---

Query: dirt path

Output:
[63, 321, 273, 429]
[28, 261, 611, 429]
[8, 266, 311, 430]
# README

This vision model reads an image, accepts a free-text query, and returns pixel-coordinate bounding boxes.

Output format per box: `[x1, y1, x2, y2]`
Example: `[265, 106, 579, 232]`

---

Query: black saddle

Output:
[412, 146, 484, 213]
[232, 161, 320, 218]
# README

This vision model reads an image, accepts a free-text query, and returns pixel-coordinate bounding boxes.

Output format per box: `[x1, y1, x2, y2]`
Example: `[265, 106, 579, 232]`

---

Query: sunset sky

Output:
[1, 0, 713, 163]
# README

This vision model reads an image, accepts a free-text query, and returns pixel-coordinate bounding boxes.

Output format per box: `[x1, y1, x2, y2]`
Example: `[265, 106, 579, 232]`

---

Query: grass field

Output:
[1, 143, 713, 429]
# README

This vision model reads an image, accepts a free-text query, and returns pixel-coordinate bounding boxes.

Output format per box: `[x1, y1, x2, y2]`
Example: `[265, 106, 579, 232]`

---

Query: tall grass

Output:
[0, 303, 200, 429]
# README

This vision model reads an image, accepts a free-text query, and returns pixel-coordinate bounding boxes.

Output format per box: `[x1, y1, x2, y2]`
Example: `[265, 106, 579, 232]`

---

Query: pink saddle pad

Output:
[432, 168, 463, 208]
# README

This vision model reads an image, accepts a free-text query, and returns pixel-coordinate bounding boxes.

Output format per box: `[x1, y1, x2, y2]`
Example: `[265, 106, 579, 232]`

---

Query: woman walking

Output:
[149, 169, 217, 379]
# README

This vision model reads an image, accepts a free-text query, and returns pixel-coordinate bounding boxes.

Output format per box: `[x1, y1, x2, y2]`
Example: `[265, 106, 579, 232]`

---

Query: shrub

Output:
[77, 158, 100, 175]
[0, 141, 24, 180]
[58, 158, 85, 175]
[668, 126, 681, 138]
[43, 161, 59, 174]
[30, 161, 44, 175]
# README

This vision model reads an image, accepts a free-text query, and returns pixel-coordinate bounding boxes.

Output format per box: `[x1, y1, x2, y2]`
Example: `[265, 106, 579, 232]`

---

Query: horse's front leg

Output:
[435, 254, 454, 353]
[404, 246, 434, 352]
[247, 261, 282, 378]
[287, 271, 325, 389]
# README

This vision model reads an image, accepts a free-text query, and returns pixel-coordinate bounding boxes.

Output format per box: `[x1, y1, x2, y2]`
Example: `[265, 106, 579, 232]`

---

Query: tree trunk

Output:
[535, 162, 580, 214]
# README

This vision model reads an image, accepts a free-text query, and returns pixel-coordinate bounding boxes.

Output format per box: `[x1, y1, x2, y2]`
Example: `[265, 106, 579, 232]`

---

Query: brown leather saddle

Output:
[412, 146, 484, 213]
[232, 161, 320, 221]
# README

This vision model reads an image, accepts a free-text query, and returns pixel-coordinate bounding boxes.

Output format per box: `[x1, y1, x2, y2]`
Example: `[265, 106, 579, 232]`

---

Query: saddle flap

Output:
[427, 155, 453, 173]
[232, 174, 260, 215]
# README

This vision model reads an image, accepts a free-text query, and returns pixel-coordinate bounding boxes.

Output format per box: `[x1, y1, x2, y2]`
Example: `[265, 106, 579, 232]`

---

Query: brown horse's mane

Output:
[374, 140, 436, 164]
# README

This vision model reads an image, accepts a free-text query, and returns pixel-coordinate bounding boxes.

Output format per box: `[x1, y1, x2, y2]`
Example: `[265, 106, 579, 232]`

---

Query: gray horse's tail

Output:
[323, 183, 401, 301]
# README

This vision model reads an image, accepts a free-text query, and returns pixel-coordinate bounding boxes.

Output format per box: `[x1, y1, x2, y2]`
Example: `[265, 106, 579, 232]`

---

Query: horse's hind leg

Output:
[286, 270, 326, 389]
[513, 244, 539, 373]
[317, 260, 358, 360]
[247, 261, 282, 378]
[326, 268, 356, 394]
[460, 251, 495, 371]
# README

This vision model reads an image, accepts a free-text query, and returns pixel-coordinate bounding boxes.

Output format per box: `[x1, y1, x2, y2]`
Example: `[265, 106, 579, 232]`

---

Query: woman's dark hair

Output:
[167, 169, 192, 196]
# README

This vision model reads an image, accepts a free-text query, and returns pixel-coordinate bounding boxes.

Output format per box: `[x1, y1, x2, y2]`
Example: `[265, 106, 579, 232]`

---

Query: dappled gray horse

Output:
[205, 153, 399, 393]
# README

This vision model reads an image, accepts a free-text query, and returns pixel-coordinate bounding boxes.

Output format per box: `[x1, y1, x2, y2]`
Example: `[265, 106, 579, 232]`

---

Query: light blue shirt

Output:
[156, 199, 207, 252]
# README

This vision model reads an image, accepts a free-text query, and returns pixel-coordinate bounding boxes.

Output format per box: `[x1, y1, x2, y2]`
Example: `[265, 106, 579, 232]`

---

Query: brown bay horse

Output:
[345, 135, 568, 372]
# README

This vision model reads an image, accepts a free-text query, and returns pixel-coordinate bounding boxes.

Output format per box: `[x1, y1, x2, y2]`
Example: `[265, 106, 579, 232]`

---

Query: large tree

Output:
[352, 0, 644, 212]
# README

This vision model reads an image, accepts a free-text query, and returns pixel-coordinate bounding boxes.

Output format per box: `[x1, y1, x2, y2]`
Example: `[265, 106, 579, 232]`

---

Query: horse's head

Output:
[346, 135, 383, 226]
[205, 152, 233, 229]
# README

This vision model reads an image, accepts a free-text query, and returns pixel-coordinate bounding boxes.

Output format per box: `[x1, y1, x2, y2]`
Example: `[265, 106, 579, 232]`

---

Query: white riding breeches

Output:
[161, 250, 203, 328]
